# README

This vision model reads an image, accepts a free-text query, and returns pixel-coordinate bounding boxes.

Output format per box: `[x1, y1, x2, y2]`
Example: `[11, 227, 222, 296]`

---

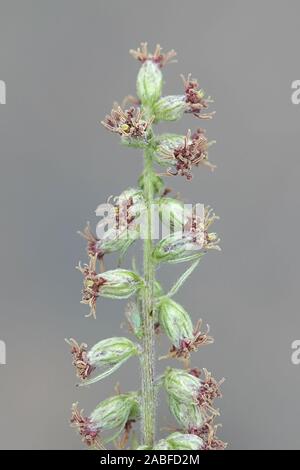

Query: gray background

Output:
[0, 0, 299, 450]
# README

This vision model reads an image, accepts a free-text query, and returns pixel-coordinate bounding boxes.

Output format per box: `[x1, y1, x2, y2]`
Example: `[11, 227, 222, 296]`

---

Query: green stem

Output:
[141, 146, 156, 447]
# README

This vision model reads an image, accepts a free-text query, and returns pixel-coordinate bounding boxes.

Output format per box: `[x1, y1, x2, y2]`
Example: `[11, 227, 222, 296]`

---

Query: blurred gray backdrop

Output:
[0, 0, 300, 450]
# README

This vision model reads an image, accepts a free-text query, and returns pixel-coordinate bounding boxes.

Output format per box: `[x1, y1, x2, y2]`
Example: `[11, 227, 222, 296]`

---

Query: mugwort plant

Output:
[67, 43, 226, 450]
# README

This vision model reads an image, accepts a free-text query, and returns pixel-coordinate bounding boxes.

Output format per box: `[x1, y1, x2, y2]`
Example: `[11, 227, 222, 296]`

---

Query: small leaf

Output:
[167, 252, 205, 265]
[167, 258, 202, 297]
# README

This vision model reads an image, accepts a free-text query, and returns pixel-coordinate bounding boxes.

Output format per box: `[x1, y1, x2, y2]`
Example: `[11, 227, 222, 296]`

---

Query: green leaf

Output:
[166, 252, 205, 265]
[167, 258, 202, 298]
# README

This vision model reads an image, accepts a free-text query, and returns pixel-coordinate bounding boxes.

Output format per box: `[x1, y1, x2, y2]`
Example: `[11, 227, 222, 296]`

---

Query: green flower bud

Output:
[91, 392, 140, 431]
[67, 337, 140, 385]
[164, 367, 200, 406]
[152, 232, 201, 264]
[168, 396, 204, 431]
[99, 269, 144, 299]
[136, 61, 163, 105]
[165, 368, 224, 418]
[71, 392, 140, 448]
[159, 298, 193, 349]
[88, 337, 139, 370]
[165, 432, 204, 450]
[153, 95, 186, 122]
[158, 298, 213, 359]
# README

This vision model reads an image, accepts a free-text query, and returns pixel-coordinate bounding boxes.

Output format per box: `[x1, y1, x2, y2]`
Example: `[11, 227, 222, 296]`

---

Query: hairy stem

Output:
[141, 145, 156, 447]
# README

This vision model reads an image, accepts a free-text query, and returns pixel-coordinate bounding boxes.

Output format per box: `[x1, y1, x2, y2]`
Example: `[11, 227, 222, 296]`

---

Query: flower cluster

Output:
[153, 204, 220, 263]
[67, 42, 226, 451]
[151, 73, 214, 124]
[67, 337, 140, 385]
[71, 393, 140, 449]
[77, 257, 143, 318]
[168, 320, 213, 360]
[164, 367, 224, 417]
[158, 298, 213, 361]
[101, 105, 152, 142]
[165, 129, 216, 180]
[79, 189, 144, 263]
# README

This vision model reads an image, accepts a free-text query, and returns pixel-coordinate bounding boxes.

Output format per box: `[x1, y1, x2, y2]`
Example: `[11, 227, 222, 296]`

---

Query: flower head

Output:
[77, 258, 143, 318]
[79, 221, 132, 263]
[153, 205, 220, 263]
[67, 337, 140, 385]
[161, 129, 216, 180]
[164, 367, 224, 419]
[152, 74, 214, 123]
[182, 74, 215, 119]
[71, 393, 140, 448]
[101, 105, 152, 141]
[79, 190, 144, 261]
[158, 298, 213, 360]
[130, 42, 177, 68]
[169, 320, 213, 360]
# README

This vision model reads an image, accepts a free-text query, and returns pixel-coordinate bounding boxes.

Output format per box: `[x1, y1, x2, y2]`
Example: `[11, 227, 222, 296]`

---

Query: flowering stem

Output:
[141, 145, 156, 447]
[70, 43, 225, 451]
